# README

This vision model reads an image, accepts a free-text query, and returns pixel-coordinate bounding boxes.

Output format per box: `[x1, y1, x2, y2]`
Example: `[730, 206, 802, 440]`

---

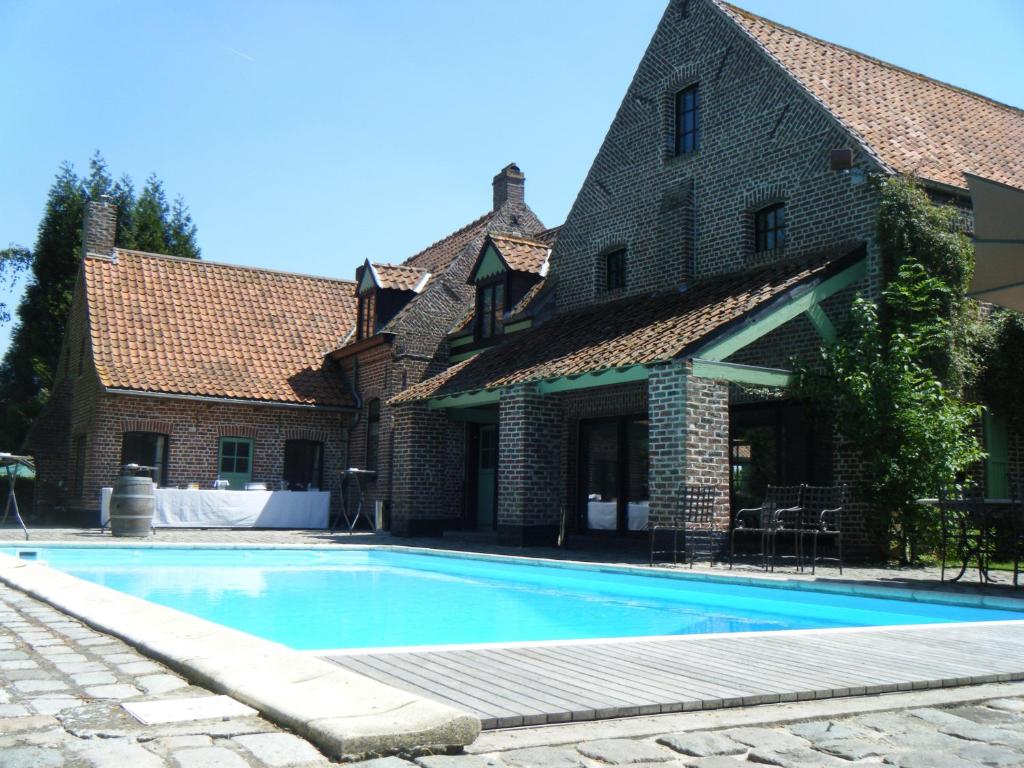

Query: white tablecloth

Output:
[100, 488, 330, 529]
[587, 500, 649, 531]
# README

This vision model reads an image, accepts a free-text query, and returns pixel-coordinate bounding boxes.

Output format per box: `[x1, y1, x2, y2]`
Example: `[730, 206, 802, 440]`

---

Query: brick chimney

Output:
[82, 196, 117, 257]
[492, 163, 525, 210]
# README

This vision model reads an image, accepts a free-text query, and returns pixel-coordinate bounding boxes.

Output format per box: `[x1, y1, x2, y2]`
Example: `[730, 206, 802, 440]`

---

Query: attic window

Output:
[605, 248, 626, 291]
[754, 203, 786, 255]
[476, 281, 504, 340]
[357, 290, 377, 340]
[674, 85, 700, 156]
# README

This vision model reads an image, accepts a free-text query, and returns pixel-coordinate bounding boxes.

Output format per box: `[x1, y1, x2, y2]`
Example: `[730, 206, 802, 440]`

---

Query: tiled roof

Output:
[532, 226, 561, 246]
[717, 2, 1024, 192]
[85, 250, 357, 407]
[403, 211, 496, 272]
[488, 234, 550, 276]
[395, 244, 863, 403]
[369, 263, 431, 292]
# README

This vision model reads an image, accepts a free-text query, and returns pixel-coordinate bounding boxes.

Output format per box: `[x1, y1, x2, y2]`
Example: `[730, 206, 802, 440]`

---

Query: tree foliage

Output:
[0, 152, 200, 450]
[800, 177, 984, 564]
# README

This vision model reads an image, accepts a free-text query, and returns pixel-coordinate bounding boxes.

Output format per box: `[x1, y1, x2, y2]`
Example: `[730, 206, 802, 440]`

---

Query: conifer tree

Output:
[129, 174, 170, 254]
[0, 154, 201, 449]
[167, 196, 201, 259]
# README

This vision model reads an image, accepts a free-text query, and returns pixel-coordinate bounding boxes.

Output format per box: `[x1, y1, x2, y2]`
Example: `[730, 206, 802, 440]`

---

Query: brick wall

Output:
[496, 384, 564, 544]
[390, 401, 465, 535]
[647, 361, 730, 530]
[549, 0, 882, 314]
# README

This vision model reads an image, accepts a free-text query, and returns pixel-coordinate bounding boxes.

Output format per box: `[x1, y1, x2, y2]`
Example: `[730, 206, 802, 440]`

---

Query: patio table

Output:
[332, 468, 377, 534]
[919, 497, 1020, 583]
[101, 488, 330, 529]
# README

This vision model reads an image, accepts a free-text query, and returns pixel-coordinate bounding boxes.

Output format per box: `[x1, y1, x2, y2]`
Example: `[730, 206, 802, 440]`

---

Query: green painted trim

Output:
[449, 349, 482, 363]
[449, 334, 474, 349]
[984, 409, 1010, 498]
[357, 268, 376, 295]
[536, 364, 649, 394]
[503, 319, 532, 334]
[691, 358, 794, 387]
[472, 245, 507, 283]
[697, 257, 866, 362]
[804, 305, 838, 344]
[447, 408, 499, 424]
[427, 389, 501, 409]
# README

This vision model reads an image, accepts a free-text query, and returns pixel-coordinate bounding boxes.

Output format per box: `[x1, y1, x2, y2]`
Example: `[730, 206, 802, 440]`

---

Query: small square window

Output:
[674, 85, 700, 156]
[755, 203, 786, 254]
[605, 249, 626, 291]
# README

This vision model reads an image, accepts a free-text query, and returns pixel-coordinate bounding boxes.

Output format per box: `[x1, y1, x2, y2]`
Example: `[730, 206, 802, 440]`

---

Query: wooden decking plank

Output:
[330, 655, 492, 721]
[479, 648, 651, 708]
[324, 622, 1024, 730]
[353, 653, 531, 725]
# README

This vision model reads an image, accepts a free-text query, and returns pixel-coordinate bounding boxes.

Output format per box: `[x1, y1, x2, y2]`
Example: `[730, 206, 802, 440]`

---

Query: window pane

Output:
[236, 442, 249, 458]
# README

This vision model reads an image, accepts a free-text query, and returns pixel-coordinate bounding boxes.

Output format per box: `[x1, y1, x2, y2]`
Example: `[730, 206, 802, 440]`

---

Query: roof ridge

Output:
[107, 248, 356, 286]
[489, 232, 552, 247]
[716, 1, 1024, 116]
[401, 210, 494, 267]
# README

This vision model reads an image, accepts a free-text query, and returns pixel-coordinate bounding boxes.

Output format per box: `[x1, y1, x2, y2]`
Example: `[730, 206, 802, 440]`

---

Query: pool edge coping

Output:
[0, 551, 480, 759]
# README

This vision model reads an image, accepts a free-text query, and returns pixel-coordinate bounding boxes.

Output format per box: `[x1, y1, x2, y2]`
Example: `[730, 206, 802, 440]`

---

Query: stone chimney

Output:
[82, 196, 117, 257]
[492, 163, 525, 210]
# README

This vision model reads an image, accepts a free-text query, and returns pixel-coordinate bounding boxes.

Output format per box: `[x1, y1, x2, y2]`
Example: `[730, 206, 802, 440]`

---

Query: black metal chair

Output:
[680, 484, 718, 568]
[650, 483, 717, 567]
[796, 484, 847, 574]
[938, 484, 987, 583]
[1010, 477, 1023, 588]
[729, 484, 801, 571]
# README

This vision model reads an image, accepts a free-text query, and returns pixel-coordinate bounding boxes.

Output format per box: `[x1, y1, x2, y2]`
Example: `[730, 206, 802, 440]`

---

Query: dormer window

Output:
[357, 290, 377, 340]
[754, 203, 786, 255]
[605, 248, 626, 291]
[476, 281, 504, 340]
[674, 85, 700, 156]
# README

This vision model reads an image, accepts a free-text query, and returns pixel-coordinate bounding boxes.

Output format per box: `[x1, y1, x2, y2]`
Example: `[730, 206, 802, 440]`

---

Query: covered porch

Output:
[389, 246, 867, 549]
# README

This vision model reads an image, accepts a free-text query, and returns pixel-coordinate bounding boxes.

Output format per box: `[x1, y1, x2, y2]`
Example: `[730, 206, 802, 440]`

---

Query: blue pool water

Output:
[3, 547, 1022, 650]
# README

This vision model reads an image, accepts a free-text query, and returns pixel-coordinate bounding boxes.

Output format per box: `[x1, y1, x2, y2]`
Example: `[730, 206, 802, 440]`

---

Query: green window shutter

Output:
[984, 410, 1009, 498]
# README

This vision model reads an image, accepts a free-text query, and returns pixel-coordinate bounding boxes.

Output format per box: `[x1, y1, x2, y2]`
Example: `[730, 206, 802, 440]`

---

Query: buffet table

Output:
[100, 488, 330, 529]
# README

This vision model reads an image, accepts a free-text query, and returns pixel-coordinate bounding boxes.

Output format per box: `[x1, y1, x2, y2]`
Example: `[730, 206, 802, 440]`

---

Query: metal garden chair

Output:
[796, 484, 847, 574]
[650, 483, 717, 567]
[729, 484, 801, 571]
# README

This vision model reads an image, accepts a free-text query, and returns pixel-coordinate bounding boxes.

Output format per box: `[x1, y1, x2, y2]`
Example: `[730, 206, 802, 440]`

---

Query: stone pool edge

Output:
[0, 552, 481, 759]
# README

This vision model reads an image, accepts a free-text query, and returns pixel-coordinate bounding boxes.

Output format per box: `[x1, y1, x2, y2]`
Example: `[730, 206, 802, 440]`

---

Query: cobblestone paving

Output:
[0, 585, 329, 767]
[346, 699, 1024, 767]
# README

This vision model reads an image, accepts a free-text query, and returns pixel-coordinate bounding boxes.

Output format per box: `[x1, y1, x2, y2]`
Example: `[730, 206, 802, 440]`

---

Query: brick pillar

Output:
[496, 383, 563, 546]
[390, 402, 454, 537]
[648, 361, 730, 534]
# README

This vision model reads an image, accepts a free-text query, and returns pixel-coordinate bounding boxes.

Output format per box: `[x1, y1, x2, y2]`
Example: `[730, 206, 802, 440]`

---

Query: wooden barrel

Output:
[109, 475, 155, 537]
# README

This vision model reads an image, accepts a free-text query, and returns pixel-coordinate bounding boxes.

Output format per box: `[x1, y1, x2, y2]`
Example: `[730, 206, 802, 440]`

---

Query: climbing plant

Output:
[800, 177, 984, 564]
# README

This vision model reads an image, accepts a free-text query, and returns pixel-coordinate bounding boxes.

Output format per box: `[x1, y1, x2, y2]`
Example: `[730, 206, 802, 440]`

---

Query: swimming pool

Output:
[3, 546, 1022, 651]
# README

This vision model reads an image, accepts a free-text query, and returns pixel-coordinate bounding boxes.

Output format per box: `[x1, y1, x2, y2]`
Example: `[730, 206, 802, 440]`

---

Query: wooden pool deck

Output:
[324, 621, 1024, 729]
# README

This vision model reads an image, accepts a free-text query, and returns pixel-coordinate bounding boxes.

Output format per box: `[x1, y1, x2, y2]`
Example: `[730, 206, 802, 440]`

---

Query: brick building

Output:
[26, 199, 358, 524]
[390, 0, 1024, 552]
[329, 164, 546, 532]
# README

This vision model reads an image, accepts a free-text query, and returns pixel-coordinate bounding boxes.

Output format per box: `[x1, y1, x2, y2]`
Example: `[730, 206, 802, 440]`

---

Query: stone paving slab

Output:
[0, 584, 330, 767]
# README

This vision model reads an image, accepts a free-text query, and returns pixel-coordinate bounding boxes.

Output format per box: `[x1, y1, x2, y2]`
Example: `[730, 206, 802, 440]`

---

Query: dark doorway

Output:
[579, 416, 649, 534]
[284, 440, 323, 490]
[729, 400, 831, 513]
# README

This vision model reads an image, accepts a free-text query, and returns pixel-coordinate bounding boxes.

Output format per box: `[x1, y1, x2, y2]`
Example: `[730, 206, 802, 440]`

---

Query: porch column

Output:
[390, 401, 455, 537]
[648, 360, 730, 533]
[497, 383, 564, 546]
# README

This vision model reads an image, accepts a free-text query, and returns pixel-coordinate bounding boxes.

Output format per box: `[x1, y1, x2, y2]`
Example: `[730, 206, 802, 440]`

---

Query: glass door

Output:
[580, 416, 648, 534]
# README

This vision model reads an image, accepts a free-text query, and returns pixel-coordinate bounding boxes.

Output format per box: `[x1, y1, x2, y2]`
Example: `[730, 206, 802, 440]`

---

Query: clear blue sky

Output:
[2, 0, 1022, 357]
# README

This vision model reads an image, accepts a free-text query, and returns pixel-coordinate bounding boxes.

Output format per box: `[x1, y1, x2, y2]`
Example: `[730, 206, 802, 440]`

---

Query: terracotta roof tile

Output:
[402, 211, 496, 272]
[395, 244, 863, 403]
[85, 250, 357, 407]
[369, 263, 430, 292]
[488, 233, 551, 275]
[718, 1, 1024, 191]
